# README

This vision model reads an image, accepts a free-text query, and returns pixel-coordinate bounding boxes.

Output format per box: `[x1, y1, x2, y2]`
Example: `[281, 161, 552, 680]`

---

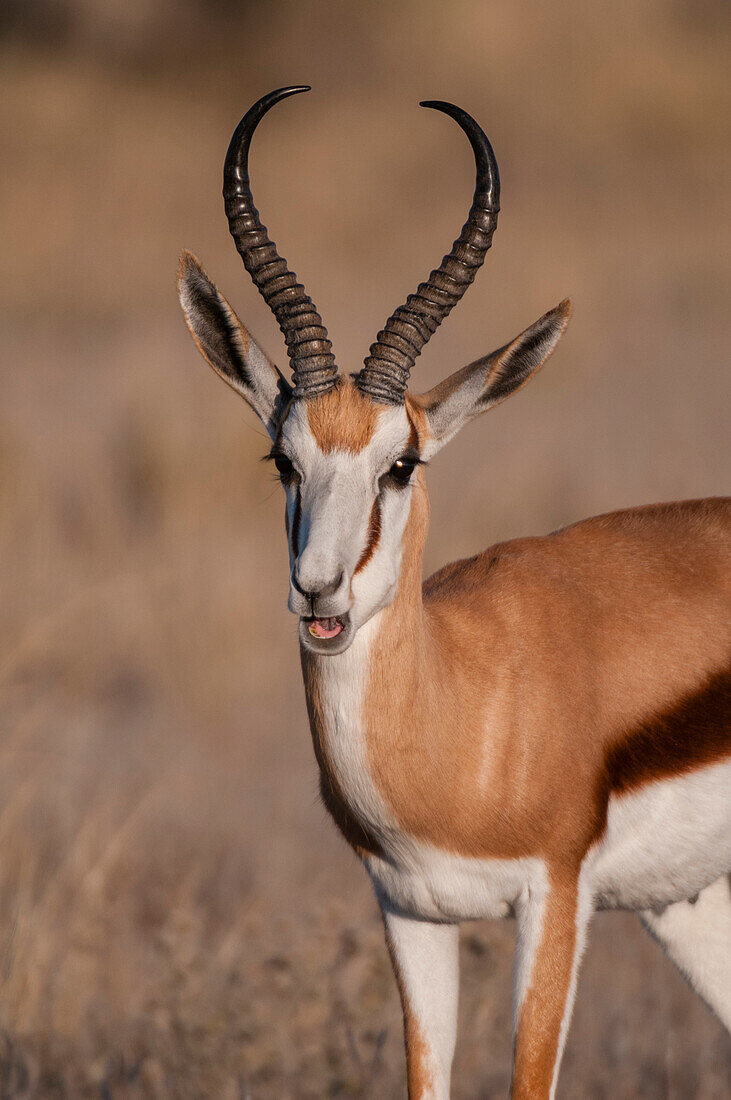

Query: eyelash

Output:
[382, 453, 425, 490]
[264, 451, 425, 489]
[264, 451, 297, 486]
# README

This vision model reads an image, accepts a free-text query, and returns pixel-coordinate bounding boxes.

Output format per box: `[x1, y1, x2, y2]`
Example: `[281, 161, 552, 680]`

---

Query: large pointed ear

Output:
[414, 299, 572, 457]
[177, 251, 292, 438]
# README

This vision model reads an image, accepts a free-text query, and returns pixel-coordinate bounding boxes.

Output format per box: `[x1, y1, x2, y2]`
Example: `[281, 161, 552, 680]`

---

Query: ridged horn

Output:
[223, 86, 338, 399]
[356, 101, 500, 404]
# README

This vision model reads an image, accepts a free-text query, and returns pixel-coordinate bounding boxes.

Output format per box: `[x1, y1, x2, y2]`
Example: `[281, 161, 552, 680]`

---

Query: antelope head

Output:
[178, 87, 571, 655]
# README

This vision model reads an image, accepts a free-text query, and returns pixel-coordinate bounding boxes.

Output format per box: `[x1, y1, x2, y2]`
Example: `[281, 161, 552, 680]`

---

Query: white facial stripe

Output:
[280, 401, 417, 627]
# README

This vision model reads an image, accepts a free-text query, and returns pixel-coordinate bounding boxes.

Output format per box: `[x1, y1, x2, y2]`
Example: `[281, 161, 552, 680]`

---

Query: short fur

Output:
[179, 228, 729, 1100]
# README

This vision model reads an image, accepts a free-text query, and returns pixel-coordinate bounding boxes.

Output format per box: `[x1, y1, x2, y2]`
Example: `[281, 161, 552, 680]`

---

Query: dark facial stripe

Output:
[290, 491, 302, 560]
[606, 666, 731, 797]
[354, 498, 382, 575]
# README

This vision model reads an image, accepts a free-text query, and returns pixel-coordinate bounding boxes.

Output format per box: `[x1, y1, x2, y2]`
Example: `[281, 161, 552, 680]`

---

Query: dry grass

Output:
[0, 1, 729, 1095]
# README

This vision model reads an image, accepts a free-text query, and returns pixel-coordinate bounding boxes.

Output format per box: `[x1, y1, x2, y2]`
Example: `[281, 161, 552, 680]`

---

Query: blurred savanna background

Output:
[0, 0, 729, 1095]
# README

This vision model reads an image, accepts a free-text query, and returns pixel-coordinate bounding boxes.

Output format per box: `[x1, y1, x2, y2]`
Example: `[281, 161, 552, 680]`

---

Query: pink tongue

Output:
[309, 617, 344, 639]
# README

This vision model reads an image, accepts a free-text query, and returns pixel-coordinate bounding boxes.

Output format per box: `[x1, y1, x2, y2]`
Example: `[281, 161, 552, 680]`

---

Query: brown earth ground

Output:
[0, 1, 729, 1095]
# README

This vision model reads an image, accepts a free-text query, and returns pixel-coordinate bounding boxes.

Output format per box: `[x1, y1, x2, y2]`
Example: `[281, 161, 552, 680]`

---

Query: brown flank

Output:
[606, 666, 731, 797]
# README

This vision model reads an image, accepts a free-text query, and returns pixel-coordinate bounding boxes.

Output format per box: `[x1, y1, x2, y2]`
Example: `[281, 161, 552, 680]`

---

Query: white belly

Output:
[590, 759, 731, 911]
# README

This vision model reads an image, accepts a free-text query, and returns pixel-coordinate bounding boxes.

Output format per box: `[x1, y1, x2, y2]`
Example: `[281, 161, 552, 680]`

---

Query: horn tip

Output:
[419, 100, 476, 129]
[276, 84, 311, 96]
[419, 99, 455, 112]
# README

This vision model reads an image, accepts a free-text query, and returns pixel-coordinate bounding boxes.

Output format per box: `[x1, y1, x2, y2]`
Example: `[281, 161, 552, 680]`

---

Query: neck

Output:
[298, 473, 432, 856]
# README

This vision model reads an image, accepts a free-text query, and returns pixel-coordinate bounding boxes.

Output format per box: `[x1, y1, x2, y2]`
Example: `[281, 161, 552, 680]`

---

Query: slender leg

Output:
[511, 868, 593, 1100]
[381, 901, 459, 1100]
[639, 873, 731, 1031]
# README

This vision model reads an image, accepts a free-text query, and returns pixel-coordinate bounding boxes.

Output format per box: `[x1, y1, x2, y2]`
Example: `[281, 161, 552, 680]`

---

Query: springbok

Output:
[178, 86, 731, 1099]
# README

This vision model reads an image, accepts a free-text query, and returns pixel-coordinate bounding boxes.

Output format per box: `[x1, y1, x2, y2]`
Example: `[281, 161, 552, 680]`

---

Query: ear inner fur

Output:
[178, 253, 255, 392]
[412, 299, 572, 448]
[479, 299, 572, 408]
[177, 251, 292, 434]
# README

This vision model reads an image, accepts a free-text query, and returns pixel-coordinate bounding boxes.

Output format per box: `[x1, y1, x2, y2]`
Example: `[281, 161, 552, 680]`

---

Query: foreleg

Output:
[511, 869, 593, 1100]
[381, 901, 459, 1100]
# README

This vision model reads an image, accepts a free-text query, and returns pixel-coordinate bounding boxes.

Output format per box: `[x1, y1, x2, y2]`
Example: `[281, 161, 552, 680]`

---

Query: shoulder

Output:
[554, 497, 731, 543]
[423, 497, 731, 607]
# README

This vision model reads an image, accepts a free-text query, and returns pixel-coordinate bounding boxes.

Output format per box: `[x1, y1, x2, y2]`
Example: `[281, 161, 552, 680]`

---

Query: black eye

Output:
[273, 454, 295, 482]
[388, 456, 416, 486]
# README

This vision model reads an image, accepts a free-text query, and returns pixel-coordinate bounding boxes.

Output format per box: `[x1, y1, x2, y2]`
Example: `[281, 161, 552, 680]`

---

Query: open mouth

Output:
[299, 611, 354, 655]
[308, 616, 345, 640]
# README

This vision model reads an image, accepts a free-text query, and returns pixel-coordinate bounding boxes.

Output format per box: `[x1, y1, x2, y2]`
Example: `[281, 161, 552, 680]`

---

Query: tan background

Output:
[1, 0, 729, 1095]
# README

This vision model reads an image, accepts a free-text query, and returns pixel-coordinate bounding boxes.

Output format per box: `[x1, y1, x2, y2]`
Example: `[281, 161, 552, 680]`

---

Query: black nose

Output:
[292, 570, 344, 604]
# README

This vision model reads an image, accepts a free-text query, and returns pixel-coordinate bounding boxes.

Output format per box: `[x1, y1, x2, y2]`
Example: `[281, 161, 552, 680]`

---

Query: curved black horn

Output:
[223, 86, 338, 399]
[357, 101, 500, 404]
